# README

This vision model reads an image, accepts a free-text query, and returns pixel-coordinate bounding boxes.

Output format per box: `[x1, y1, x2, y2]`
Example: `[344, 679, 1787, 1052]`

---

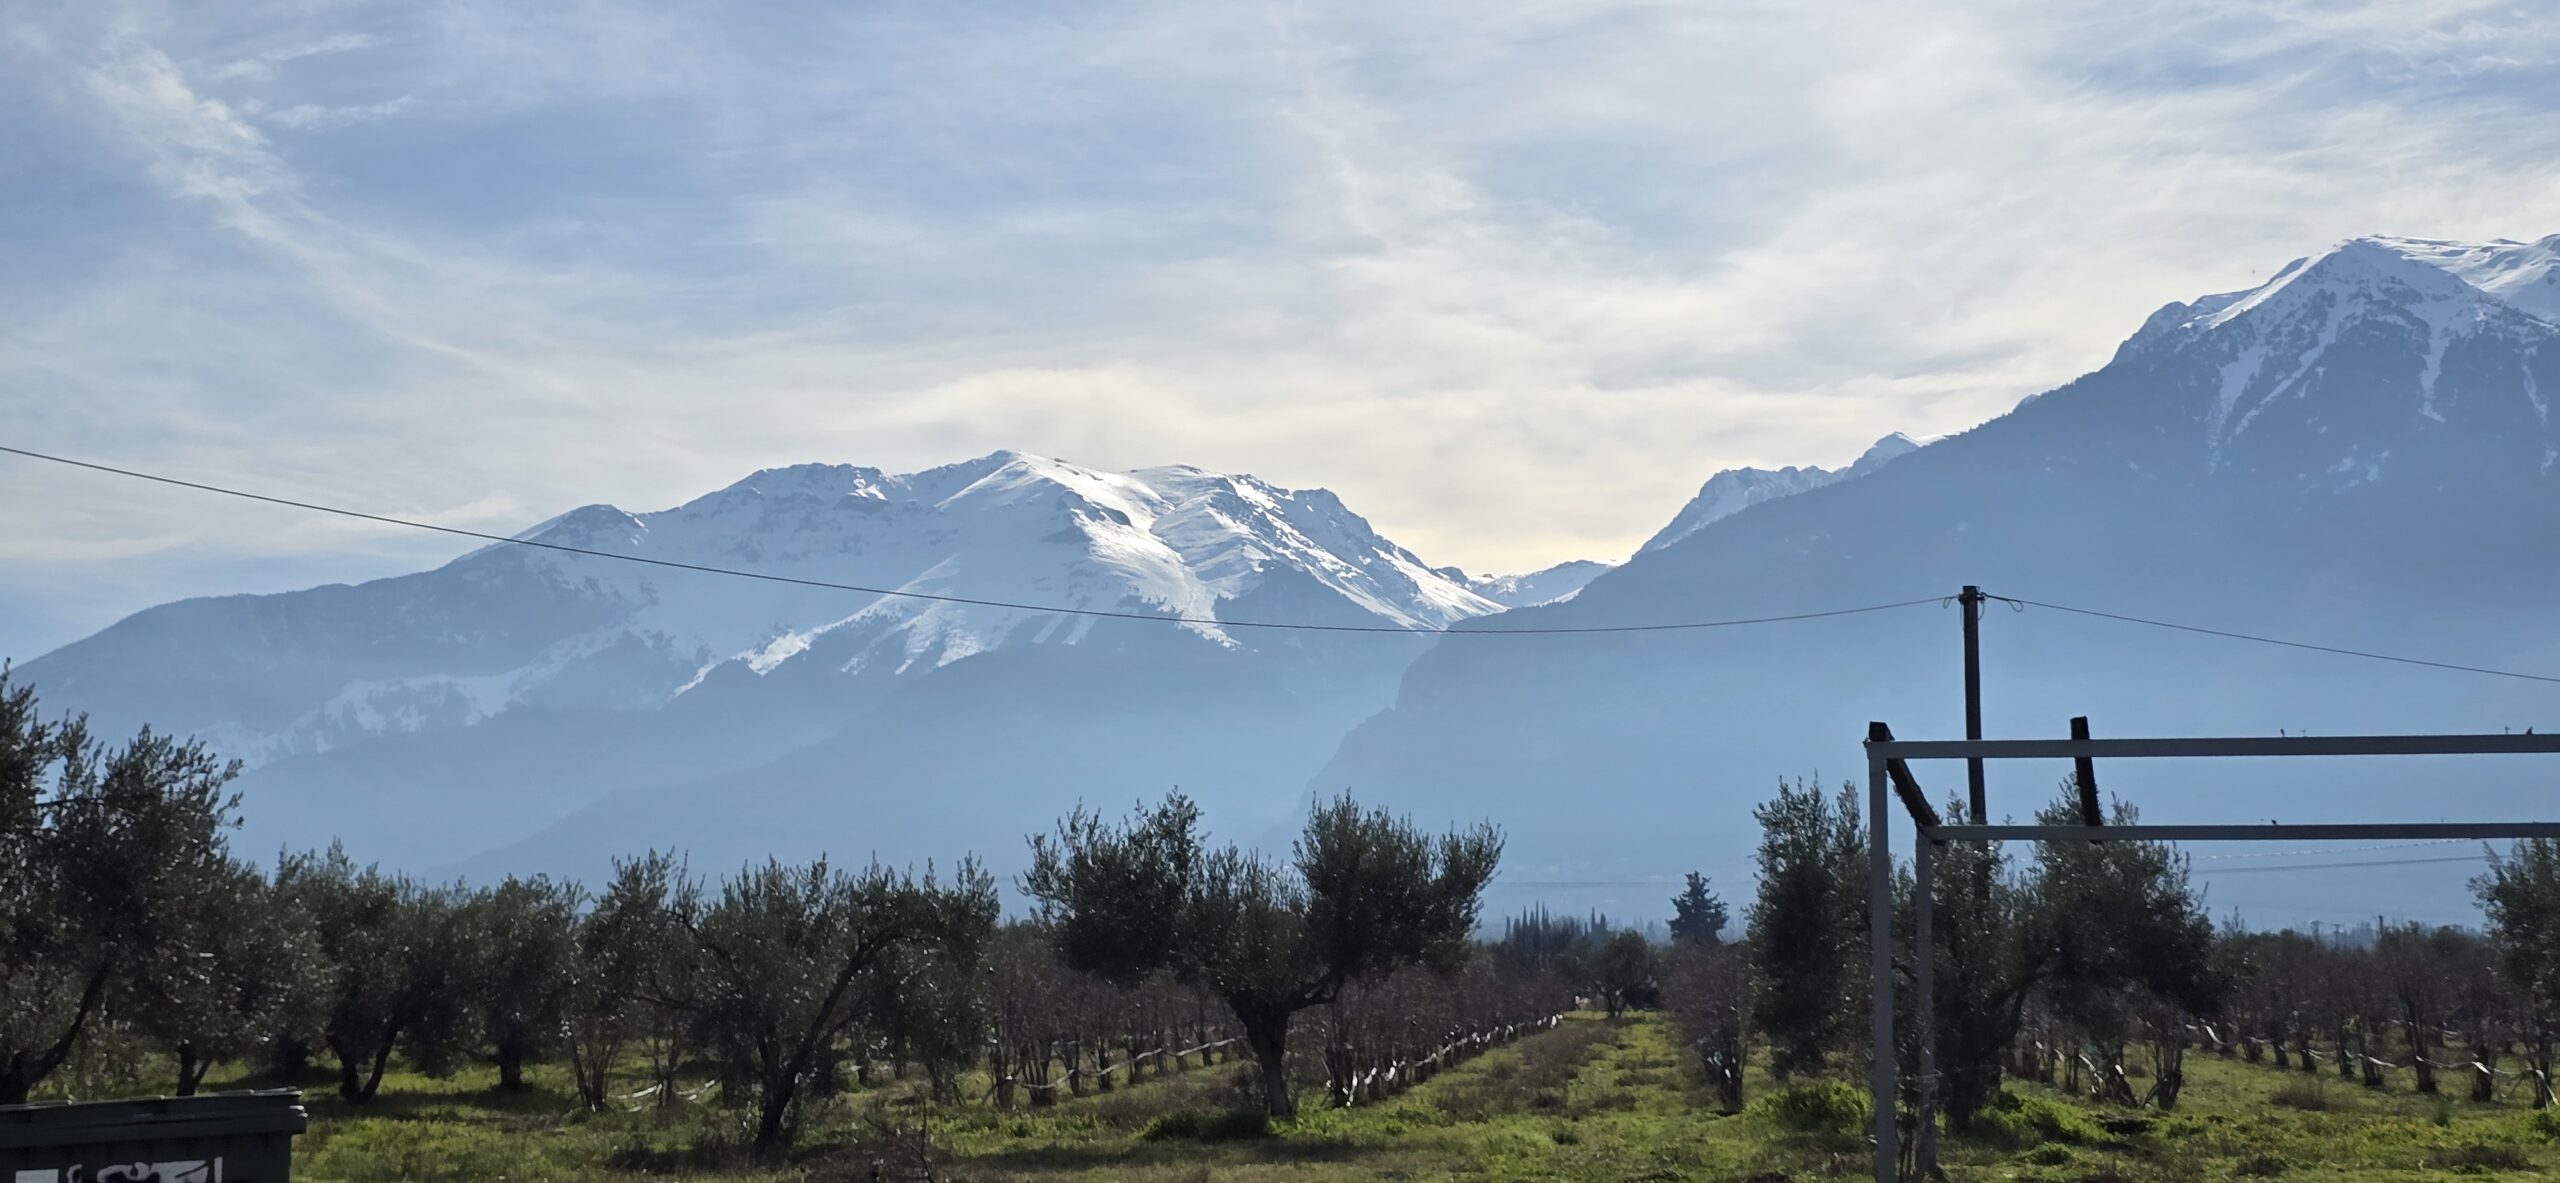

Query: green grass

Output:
[155, 1019, 2560, 1180]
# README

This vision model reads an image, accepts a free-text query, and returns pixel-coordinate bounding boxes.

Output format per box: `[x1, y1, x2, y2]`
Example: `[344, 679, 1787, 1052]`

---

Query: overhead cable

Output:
[0, 445, 1935, 636]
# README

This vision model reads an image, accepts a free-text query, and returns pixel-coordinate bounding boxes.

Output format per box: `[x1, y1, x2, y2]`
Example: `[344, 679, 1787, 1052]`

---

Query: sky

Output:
[4, 0, 2558, 662]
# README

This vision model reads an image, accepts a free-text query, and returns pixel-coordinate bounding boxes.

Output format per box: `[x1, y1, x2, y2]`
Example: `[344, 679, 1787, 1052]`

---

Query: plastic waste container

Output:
[0, 1090, 306, 1182]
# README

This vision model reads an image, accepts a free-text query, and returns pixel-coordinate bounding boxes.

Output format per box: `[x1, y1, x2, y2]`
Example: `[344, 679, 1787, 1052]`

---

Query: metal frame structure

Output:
[1861, 730, 2560, 1183]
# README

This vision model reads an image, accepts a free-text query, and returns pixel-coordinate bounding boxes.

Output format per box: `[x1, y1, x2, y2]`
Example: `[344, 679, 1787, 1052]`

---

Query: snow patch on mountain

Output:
[2367, 234, 2560, 325]
[1459, 560, 1614, 608]
[39, 451, 1501, 766]
[1637, 433, 1934, 555]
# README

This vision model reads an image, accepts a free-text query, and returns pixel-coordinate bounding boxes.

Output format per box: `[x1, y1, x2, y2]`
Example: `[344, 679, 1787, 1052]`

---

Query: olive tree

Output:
[656, 856, 996, 1161]
[1, 672, 244, 1103]
[128, 860, 327, 1095]
[463, 874, 579, 1090]
[565, 852, 686, 1111]
[275, 846, 477, 1103]
[1590, 930, 1656, 1019]
[1025, 791, 1501, 1118]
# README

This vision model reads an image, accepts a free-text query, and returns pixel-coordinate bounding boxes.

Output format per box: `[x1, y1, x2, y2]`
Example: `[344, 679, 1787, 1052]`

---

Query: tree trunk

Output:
[753, 1076, 795, 1162]
[496, 1044, 528, 1091]
[361, 1034, 398, 1103]
[175, 1044, 205, 1096]
[1242, 1009, 1295, 1119]
[268, 1039, 312, 1078]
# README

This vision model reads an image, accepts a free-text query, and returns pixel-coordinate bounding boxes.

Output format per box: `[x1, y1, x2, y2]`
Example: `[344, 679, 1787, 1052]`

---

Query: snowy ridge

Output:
[507, 451, 1504, 699]
[1459, 560, 1614, 608]
[1638, 432, 1933, 555]
[2123, 235, 2560, 471]
[53, 450, 1502, 766]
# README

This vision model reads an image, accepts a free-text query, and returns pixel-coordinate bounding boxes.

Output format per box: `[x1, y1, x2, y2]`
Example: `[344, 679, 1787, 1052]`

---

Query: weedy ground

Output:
[168, 1015, 2560, 1180]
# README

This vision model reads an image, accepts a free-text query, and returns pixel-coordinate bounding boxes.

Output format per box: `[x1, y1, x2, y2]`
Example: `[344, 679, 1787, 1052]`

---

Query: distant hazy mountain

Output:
[1639, 432, 1932, 555]
[1314, 233, 2560, 925]
[1459, 561, 1616, 608]
[18, 452, 1498, 874]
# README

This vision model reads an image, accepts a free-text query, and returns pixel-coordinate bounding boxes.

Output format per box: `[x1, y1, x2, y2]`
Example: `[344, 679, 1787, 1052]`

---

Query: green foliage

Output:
[0, 669, 245, 1102]
[1967, 1088, 2102, 1148]
[1667, 871, 1728, 948]
[565, 852, 686, 1110]
[660, 854, 998, 1160]
[274, 845, 478, 1102]
[1748, 1080, 1871, 1136]
[1590, 930, 1657, 1018]
[463, 873, 579, 1089]
[125, 859, 328, 1094]
[2029, 790, 2225, 1037]
[1024, 791, 1502, 1119]
[2477, 839, 2560, 1022]
[1745, 777, 1865, 1078]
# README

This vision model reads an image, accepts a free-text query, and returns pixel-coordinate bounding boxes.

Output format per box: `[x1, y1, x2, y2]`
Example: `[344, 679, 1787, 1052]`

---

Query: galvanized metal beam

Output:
[1924, 822, 2560, 843]
[1868, 734, 2560, 761]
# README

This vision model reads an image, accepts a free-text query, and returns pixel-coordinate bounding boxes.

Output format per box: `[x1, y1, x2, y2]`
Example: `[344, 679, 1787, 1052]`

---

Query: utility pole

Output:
[1959, 585, 1986, 823]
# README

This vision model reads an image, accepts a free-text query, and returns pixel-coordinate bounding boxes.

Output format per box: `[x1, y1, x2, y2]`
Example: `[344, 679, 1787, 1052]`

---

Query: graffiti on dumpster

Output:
[12, 1160, 222, 1183]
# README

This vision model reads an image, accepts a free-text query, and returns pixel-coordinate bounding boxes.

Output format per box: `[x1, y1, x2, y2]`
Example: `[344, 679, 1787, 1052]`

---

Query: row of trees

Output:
[1653, 774, 2560, 1131]
[1652, 776, 2225, 1125]
[3, 673, 1538, 1159]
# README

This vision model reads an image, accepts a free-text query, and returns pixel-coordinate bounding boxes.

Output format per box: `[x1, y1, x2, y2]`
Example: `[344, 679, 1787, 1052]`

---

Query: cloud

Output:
[263, 95, 413, 130]
[4, 0, 2560, 657]
[208, 32, 377, 81]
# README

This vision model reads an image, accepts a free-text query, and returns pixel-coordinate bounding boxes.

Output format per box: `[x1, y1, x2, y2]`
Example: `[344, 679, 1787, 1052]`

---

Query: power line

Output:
[1992, 594, 2560, 686]
[0, 444, 1939, 637]
[2194, 839, 2468, 861]
[2194, 853, 2486, 875]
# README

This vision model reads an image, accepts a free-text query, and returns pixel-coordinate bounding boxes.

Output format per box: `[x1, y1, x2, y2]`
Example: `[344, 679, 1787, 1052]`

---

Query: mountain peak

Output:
[1637, 433, 1933, 555]
[2134, 234, 2558, 357]
[1464, 559, 1613, 608]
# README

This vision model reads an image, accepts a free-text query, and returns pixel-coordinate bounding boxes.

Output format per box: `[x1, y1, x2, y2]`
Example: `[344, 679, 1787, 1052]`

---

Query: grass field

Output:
[199, 1014, 2560, 1181]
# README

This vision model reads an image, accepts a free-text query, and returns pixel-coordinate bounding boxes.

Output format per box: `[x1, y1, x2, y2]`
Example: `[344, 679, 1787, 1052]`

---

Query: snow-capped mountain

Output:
[24, 232, 2560, 917]
[1638, 433, 1931, 555]
[1315, 233, 2560, 922]
[18, 451, 1498, 872]
[2113, 236, 2557, 482]
[1459, 560, 1615, 608]
[29, 450, 1495, 765]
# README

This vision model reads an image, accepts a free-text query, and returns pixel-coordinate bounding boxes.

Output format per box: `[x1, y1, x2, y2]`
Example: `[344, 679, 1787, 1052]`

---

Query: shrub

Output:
[1968, 1089, 2103, 1148]
[1749, 1081, 1870, 1136]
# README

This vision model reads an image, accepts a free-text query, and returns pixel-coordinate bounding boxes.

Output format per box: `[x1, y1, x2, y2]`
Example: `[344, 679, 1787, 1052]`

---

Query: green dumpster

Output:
[0, 1090, 306, 1182]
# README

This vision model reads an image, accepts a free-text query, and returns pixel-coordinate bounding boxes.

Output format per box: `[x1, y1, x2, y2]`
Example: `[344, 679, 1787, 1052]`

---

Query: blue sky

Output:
[4, 0, 2558, 661]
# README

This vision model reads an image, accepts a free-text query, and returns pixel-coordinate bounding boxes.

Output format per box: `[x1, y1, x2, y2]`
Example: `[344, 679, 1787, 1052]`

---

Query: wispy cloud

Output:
[263, 95, 413, 130]
[4, 0, 2558, 659]
[207, 31, 376, 81]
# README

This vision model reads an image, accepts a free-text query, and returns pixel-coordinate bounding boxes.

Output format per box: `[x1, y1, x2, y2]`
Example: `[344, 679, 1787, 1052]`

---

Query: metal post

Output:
[1914, 831, 1937, 1178]
[1868, 751, 1897, 1183]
